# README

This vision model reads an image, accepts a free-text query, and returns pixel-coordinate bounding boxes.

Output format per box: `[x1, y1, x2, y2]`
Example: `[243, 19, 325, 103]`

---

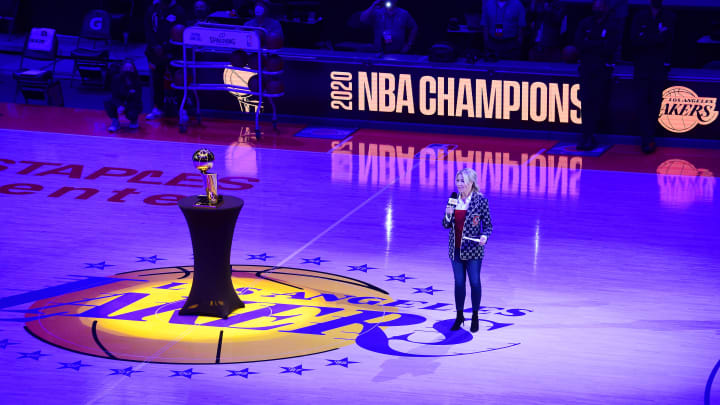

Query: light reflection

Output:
[331, 141, 583, 199]
[533, 219, 540, 275]
[225, 128, 258, 176]
[656, 159, 715, 207]
[385, 199, 393, 250]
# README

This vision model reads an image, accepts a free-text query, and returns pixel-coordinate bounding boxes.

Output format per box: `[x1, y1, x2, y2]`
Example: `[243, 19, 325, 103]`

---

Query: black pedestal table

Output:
[178, 195, 245, 318]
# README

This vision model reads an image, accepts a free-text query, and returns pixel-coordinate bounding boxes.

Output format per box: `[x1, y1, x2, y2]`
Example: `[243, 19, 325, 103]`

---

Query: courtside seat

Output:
[14, 27, 63, 106]
[13, 69, 53, 81]
[71, 10, 112, 87]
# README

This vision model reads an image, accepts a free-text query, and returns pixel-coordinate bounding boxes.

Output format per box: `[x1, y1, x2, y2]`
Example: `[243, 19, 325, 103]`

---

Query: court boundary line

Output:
[327, 135, 354, 153]
[706, 359, 720, 405]
[521, 148, 547, 166]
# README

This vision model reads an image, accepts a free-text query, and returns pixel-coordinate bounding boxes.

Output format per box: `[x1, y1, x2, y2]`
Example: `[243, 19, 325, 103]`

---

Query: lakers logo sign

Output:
[19, 265, 528, 364]
[659, 86, 718, 133]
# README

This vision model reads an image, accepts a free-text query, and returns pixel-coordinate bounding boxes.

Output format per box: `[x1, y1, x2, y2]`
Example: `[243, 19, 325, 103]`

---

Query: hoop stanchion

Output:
[172, 23, 284, 138]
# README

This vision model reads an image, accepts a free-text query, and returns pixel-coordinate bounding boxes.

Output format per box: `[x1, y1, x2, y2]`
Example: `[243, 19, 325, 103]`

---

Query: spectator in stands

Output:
[205, 0, 250, 16]
[244, 0, 284, 38]
[360, 0, 418, 54]
[527, 0, 567, 62]
[144, 0, 188, 120]
[105, 60, 143, 132]
[574, 0, 621, 150]
[227, 0, 253, 18]
[189, 1, 211, 25]
[631, 0, 675, 154]
[481, 0, 526, 60]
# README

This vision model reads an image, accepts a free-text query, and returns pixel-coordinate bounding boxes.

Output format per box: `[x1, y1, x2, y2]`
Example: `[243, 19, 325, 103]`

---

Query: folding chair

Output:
[70, 9, 111, 87]
[13, 27, 63, 106]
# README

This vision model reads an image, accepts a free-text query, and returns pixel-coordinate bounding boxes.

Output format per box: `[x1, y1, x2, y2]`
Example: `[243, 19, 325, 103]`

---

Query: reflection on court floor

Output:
[0, 122, 718, 404]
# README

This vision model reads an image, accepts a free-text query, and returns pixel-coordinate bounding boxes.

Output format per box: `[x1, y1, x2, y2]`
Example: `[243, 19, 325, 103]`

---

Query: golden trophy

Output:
[192, 148, 222, 207]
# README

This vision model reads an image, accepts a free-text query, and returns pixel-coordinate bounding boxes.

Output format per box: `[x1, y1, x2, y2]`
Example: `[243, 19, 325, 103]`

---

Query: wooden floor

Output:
[0, 104, 718, 405]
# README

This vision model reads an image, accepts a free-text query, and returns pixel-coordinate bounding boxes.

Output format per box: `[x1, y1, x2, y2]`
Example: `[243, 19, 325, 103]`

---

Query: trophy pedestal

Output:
[178, 195, 245, 318]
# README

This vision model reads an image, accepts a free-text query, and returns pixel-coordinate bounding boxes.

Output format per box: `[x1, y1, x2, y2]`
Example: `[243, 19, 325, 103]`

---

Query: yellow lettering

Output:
[419, 76, 437, 115]
[378, 73, 396, 113]
[530, 82, 548, 122]
[521, 81, 530, 121]
[396, 74, 415, 114]
[503, 81, 521, 120]
[549, 83, 569, 123]
[455, 79, 474, 118]
[358, 72, 377, 112]
[437, 77, 455, 117]
[570, 84, 582, 124]
[476, 79, 502, 119]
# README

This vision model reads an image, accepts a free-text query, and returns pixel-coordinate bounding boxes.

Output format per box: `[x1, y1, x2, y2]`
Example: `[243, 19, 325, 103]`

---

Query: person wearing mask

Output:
[574, 0, 620, 150]
[528, 0, 567, 62]
[144, 0, 187, 120]
[360, 0, 418, 54]
[244, 0, 283, 38]
[481, 0, 526, 60]
[630, 0, 675, 154]
[105, 60, 143, 132]
[442, 168, 493, 333]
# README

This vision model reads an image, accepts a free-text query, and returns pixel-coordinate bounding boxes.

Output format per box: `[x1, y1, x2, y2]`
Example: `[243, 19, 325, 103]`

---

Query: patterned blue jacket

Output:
[442, 192, 493, 261]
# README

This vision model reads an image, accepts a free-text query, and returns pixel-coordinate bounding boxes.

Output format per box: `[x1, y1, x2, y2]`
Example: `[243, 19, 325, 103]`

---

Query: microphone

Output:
[447, 192, 458, 207]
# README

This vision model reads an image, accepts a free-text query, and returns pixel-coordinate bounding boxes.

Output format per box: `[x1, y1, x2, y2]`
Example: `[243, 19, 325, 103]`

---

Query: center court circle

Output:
[26, 265, 397, 364]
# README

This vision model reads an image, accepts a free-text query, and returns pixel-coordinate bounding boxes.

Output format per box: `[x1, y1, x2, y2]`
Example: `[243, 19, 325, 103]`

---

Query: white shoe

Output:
[108, 119, 120, 132]
[146, 108, 163, 120]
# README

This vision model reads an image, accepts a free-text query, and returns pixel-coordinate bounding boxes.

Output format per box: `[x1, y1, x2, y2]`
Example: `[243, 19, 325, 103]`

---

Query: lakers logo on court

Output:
[23, 265, 527, 364]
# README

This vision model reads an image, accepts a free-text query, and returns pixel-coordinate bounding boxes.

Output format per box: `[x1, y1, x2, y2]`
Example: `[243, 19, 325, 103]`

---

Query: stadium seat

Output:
[70, 10, 112, 87]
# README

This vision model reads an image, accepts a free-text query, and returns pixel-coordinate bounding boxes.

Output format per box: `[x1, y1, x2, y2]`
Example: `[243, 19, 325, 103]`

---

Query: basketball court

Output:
[0, 103, 718, 404]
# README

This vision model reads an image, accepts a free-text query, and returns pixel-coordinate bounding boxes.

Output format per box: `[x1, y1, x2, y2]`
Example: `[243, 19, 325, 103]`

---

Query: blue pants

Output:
[451, 247, 482, 312]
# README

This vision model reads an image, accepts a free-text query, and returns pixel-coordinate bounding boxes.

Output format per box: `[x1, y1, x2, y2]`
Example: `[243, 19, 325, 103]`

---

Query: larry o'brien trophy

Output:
[192, 148, 223, 207]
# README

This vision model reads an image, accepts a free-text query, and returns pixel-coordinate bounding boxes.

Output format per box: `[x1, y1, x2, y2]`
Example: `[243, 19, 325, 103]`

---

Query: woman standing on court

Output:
[442, 168, 493, 332]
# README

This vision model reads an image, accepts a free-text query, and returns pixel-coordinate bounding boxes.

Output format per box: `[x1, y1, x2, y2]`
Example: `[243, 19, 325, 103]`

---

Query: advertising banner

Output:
[195, 55, 720, 139]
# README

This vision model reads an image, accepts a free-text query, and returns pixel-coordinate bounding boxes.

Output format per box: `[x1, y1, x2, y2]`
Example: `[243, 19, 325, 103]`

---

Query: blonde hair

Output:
[456, 168, 480, 194]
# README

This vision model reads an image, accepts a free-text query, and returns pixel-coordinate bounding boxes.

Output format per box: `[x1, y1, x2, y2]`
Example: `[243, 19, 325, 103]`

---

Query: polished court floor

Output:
[0, 104, 718, 404]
